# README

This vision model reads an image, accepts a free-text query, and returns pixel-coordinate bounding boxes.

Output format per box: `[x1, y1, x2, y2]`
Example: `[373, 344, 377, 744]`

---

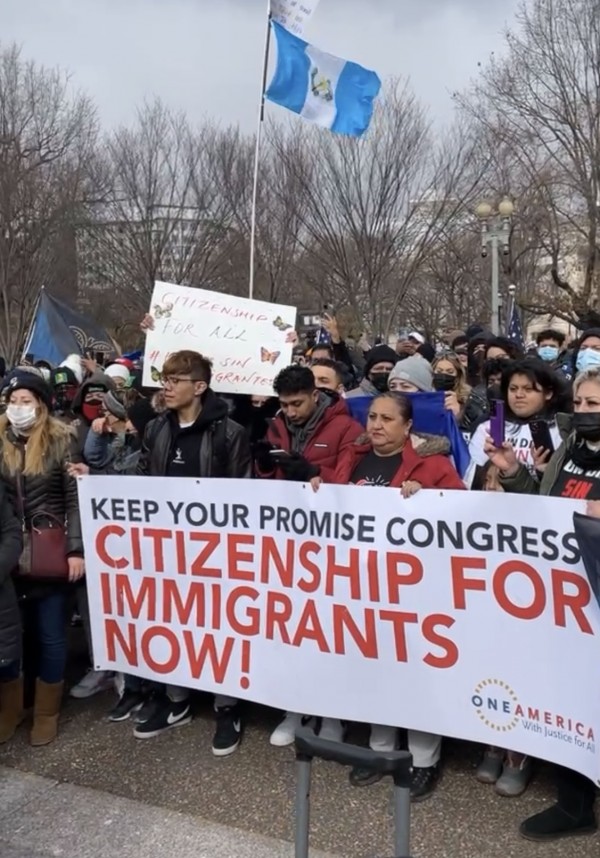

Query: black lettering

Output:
[167, 500, 184, 524]
[185, 503, 208, 527]
[340, 513, 356, 541]
[386, 517, 406, 546]
[521, 526, 539, 557]
[232, 504, 249, 529]
[408, 519, 434, 548]
[127, 499, 143, 523]
[357, 515, 376, 544]
[466, 522, 493, 551]
[497, 523, 518, 554]
[562, 532, 581, 565]
[540, 529, 559, 562]
[91, 497, 109, 520]
[111, 499, 126, 521]
[437, 520, 463, 550]
[260, 506, 276, 528]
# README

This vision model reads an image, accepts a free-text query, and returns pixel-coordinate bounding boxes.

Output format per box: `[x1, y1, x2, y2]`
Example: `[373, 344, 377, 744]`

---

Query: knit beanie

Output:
[103, 390, 127, 421]
[127, 398, 157, 437]
[364, 345, 399, 376]
[388, 355, 433, 392]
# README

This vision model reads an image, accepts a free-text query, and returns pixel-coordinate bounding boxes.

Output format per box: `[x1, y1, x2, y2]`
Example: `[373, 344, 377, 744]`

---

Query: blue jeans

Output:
[0, 592, 68, 684]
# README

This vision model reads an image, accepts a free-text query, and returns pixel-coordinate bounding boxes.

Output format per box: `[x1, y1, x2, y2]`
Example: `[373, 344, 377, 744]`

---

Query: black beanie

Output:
[364, 345, 399, 376]
[51, 366, 78, 388]
[127, 399, 157, 437]
[2, 371, 53, 409]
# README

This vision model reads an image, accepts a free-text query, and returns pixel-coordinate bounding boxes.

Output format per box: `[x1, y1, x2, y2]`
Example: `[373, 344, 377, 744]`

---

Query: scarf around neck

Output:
[285, 392, 330, 454]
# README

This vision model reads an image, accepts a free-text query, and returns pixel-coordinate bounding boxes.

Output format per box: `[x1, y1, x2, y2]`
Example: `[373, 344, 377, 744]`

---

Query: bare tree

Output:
[0, 44, 97, 363]
[458, 0, 600, 325]
[269, 80, 482, 337]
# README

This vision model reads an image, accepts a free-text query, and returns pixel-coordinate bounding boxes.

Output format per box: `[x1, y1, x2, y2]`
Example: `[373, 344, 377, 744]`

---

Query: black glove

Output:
[278, 452, 320, 482]
[253, 440, 275, 473]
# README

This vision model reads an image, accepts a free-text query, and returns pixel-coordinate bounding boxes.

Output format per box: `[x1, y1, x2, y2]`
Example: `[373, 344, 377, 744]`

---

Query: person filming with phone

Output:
[467, 358, 567, 486]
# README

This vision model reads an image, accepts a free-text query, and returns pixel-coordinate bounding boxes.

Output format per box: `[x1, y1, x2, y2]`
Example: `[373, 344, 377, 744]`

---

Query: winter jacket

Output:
[0, 416, 83, 598]
[139, 389, 251, 478]
[345, 378, 380, 400]
[260, 395, 364, 482]
[71, 370, 116, 455]
[499, 413, 574, 497]
[84, 427, 143, 475]
[334, 432, 466, 490]
[0, 483, 24, 666]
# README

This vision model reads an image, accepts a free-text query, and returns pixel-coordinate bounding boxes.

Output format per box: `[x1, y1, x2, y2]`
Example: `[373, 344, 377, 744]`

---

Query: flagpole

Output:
[248, 2, 273, 300]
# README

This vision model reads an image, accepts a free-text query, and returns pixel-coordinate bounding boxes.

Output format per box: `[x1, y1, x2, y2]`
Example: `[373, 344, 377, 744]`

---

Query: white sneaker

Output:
[70, 669, 114, 699]
[319, 718, 345, 742]
[270, 712, 304, 747]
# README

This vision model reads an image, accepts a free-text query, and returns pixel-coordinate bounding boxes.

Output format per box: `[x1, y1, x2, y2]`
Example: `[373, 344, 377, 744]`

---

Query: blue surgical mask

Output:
[537, 345, 559, 363]
[576, 348, 600, 373]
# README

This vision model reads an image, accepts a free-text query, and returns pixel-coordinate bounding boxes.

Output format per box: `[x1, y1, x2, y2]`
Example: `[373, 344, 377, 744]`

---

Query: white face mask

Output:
[6, 404, 38, 432]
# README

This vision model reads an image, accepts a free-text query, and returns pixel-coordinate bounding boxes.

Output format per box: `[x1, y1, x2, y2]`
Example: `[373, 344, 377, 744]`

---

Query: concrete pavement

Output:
[2, 685, 600, 858]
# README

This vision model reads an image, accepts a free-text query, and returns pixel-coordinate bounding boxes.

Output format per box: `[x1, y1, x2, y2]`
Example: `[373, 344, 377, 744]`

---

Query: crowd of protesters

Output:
[0, 309, 599, 843]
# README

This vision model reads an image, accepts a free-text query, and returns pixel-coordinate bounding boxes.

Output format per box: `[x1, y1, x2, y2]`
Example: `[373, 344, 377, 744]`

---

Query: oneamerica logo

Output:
[472, 679, 520, 732]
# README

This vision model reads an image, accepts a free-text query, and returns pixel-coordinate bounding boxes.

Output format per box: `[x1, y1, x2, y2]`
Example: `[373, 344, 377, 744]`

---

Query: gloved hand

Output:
[253, 440, 276, 473]
[278, 452, 320, 482]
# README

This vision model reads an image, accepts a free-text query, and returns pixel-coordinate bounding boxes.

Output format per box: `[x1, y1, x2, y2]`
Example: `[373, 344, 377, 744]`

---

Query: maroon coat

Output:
[334, 433, 466, 490]
[261, 397, 364, 482]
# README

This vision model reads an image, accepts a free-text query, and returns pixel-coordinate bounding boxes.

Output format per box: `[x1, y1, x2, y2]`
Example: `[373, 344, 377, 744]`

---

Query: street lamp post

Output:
[475, 198, 514, 335]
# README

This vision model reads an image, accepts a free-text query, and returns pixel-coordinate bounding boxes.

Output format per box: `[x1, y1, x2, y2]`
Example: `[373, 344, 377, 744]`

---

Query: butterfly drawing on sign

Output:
[153, 302, 173, 319]
[261, 347, 281, 366]
[272, 315, 292, 332]
[150, 366, 163, 383]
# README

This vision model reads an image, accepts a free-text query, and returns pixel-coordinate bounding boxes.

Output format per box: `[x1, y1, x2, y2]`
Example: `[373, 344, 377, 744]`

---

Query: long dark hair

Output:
[500, 358, 571, 420]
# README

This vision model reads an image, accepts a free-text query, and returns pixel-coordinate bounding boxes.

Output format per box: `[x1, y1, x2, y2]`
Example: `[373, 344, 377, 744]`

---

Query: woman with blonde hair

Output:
[432, 351, 490, 433]
[0, 372, 83, 746]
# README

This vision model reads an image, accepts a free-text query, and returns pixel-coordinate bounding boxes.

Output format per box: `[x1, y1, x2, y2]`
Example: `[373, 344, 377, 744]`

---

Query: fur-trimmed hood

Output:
[353, 430, 450, 458]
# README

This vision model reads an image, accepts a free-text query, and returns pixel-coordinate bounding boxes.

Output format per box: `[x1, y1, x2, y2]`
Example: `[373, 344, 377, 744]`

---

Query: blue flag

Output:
[266, 21, 381, 137]
[506, 298, 525, 352]
[22, 288, 116, 366]
[346, 392, 471, 478]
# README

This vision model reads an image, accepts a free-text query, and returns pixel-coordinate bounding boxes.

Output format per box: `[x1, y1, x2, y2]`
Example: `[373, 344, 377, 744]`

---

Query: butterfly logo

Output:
[272, 315, 292, 332]
[153, 302, 173, 319]
[261, 347, 281, 365]
[150, 366, 163, 383]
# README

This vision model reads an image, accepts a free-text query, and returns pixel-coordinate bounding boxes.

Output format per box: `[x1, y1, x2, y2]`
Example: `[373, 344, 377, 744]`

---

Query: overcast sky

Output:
[3, 0, 521, 132]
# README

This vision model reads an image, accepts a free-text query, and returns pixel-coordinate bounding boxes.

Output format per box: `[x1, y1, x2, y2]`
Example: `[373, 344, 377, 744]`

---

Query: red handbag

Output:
[16, 477, 69, 580]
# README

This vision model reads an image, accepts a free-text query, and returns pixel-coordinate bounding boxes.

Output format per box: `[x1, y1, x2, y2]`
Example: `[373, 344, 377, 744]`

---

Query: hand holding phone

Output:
[529, 419, 555, 456]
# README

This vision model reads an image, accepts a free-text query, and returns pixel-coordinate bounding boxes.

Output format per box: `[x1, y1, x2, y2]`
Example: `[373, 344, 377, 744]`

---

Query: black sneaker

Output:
[133, 697, 192, 739]
[410, 765, 440, 802]
[349, 766, 383, 787]
[133, 692, 161, 724]
[108, 690, 145, 723]
[212, 706, 242, 757]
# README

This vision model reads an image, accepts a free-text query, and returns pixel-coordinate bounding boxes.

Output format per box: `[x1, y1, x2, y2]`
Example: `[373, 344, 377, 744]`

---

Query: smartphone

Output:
[530, 419, 555, 455]
[489, 400, 505, 447]
[397, 328, 410, 341]
[269, 449, 290, 458]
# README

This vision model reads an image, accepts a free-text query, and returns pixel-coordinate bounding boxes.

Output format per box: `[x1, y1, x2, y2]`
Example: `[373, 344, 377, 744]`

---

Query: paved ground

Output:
[0, 766, 335, 858]
[2, 671, 599, 858]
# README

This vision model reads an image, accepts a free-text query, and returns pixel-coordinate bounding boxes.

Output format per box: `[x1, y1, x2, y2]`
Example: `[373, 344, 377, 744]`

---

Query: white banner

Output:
[270, 0, 320, 37]
[78, 476, 600, 783]
[142, 281, 296, 395]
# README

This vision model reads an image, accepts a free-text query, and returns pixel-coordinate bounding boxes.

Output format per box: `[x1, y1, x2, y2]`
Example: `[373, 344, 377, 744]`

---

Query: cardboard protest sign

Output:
[78, 477, 600, 784]
[142, 282, 297, 395]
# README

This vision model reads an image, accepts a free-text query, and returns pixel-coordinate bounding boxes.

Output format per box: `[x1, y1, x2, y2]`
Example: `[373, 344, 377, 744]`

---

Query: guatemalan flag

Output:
[266, 21, 381, 137]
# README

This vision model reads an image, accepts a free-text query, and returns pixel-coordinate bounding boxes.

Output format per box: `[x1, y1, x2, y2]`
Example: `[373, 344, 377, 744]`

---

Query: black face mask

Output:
[370, 372, 390, 393]
[432, 373, 456, 393]
[572, 413, 600, 443]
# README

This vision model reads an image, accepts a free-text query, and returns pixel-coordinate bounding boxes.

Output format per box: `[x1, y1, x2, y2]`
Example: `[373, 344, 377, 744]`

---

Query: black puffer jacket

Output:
[0, 417, 83, 596]
[139, 390, 251, 478]
[0, 483, 24, 666]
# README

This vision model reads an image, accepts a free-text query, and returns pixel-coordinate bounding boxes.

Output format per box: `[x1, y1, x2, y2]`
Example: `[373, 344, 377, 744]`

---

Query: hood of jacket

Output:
[166, 389, 229, 434]
[71, 370, 115, 414]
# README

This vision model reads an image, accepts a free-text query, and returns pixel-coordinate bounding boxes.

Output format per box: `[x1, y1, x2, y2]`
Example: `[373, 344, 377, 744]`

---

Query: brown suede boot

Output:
[30, 679, 64, 747]
[0, 677, 24, 743]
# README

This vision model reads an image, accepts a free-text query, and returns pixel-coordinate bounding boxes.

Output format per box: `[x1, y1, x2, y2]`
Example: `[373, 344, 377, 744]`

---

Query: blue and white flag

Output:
[506, 297, 525, 352]
[266, 21, 381, 137]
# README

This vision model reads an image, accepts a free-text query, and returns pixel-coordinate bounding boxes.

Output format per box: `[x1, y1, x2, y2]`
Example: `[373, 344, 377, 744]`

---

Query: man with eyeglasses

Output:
[134, 349, 251, 755]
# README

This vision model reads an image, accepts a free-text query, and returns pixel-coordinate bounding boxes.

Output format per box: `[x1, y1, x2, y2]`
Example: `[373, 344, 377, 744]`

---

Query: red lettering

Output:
[297, 541, 321, 592]
[96, 524, 127, 569]
[260, 536, 294, 587]
[190, 532, 221, 577]
[115, 574, 156, 621]
[292, 600, 330, 652]
[140, 626, 179, 673]
[183, 631, 235, 682]
[493, 561, 546, 620]
[226, 586, 260, 635]
[228, 534, 255, 581]
[265, 591, 292, 643]
[451, 557, 487, 609]
[100, 571, 112, 614]
[105, 618, 137, 665]
[422, 614, 458, 669]
[325, 546, 361, 599]
[386, 553, 423, 604]
[163, 580, 206, 626]
[143, 528, 173, 572]
[551, 568, 593, 634]
[379, 611, 419, 662]
[332, 606, 378, 658]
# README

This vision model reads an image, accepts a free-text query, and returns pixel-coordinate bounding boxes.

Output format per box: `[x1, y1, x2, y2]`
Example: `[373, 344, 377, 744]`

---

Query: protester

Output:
[255, 364, 363, 746]
[431, 352, 470, 421]
[451, 334, 469, 369]
[387, 355, 433, 393]
[310, 358, 346, 396]
[103, 362, 131, 389]
[0, 482, 24, 743]
[573, 328, 600, 376]
[70, 369, 115, 453]
[332, 392, 464, 800]
[484, 366, 600, 840]
[485, 336, 522, 361]
[468, 359, 565, 484]
[134, 349, 251, 754]
[0, 373, 83, 745]
[345, 345, 398, 399]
